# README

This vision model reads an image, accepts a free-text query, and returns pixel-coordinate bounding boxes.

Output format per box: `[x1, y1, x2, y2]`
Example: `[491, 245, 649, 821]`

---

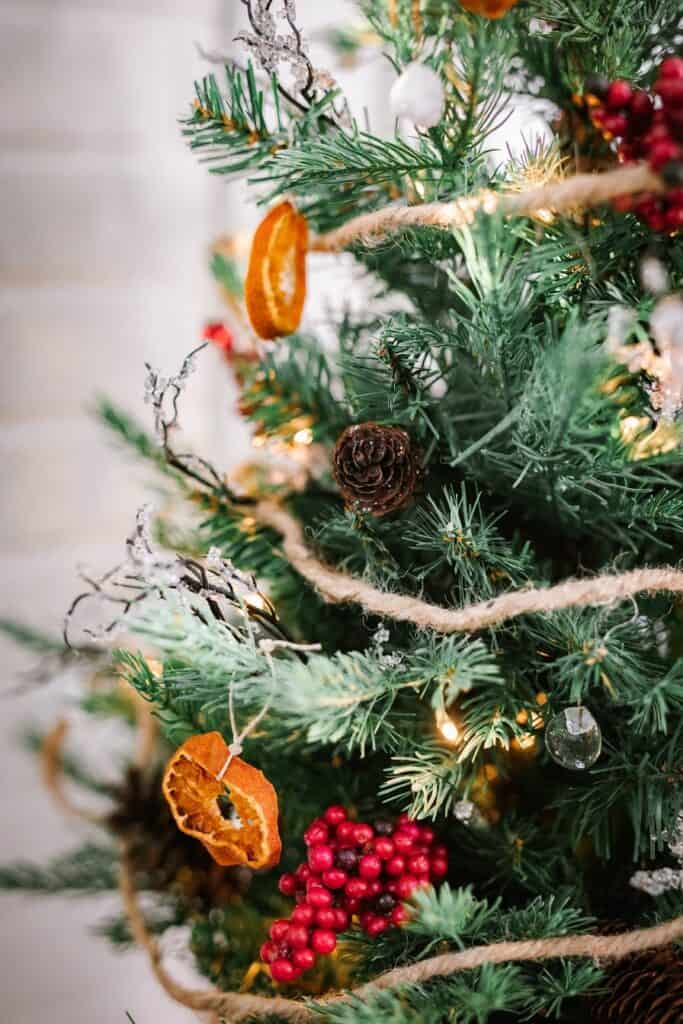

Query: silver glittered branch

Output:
[63, 507, 293, 650]
[630, 811, 683, 897]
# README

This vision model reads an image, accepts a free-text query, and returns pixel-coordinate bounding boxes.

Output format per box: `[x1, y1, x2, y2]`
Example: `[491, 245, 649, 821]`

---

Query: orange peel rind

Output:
[162, 731, 282, 870]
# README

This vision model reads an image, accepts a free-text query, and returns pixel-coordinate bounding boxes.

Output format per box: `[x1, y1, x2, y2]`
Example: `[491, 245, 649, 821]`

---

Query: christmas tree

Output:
[3, 2, 683, 1021]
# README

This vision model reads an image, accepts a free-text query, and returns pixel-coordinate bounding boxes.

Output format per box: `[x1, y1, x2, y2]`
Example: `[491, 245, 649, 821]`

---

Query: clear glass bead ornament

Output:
[545, 706, 602, 770]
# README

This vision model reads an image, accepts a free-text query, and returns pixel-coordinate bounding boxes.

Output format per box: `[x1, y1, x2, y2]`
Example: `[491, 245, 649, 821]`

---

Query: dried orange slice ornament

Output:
[245, 201, 308, 340]
[162, 731, 282, 870]
[458, 0, 519, 17]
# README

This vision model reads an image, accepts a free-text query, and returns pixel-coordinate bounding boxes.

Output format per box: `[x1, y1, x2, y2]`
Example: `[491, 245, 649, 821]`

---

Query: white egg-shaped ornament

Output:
[390, 62, 445, 129]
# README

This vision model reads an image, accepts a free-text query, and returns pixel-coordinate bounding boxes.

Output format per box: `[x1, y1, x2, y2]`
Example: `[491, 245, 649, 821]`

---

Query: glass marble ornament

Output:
[545, 706, 602, 770]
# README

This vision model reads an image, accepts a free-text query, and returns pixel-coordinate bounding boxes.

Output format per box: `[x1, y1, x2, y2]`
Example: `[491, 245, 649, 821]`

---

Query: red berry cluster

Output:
[259, 806, 448, 984]
[589, 57, 683, 231]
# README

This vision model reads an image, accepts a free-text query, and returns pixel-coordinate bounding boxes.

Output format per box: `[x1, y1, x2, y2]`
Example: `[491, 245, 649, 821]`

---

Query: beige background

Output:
[0, 3, 545, 1019]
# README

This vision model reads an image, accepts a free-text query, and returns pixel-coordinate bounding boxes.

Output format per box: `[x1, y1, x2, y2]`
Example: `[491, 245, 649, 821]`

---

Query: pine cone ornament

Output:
[592, 946, 683, 1024]
[332, 423, 419, 516]
[107, 767, 243, 910]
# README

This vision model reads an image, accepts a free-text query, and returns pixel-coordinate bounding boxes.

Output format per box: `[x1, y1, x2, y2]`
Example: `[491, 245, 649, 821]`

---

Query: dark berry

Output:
[311, 928, 337, 954]
[661, 160, 683, 186]
[335, 847, 358, 871]
[270, 959, 296, 983]
[324, 805, 347, 827]
[584, 74, 610, 99]
[373, 819, 394, 836]
[375, 892, 397, 915]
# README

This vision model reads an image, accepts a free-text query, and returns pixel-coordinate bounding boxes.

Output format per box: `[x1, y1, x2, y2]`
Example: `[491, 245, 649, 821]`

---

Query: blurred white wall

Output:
[0, 1, 362, 1021]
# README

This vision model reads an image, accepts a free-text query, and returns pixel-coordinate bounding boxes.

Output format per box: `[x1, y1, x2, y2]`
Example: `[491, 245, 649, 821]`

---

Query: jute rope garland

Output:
[119, 845, 683, 1023]
[253, 501, 683, 633]
[309, 163, 663, 251]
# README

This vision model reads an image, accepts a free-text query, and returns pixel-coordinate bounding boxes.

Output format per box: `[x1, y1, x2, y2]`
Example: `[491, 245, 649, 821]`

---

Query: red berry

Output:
[286, 925, 310, 949]
[335, 821, 356, 846]
[400, 822, 420, 841]
[304, 822, 329, 846]
[278, 873, 298, 896]
[647, 211, 666, 232]
[660, 56, 683, 80]
[308, 845, 334, 873]
[365, 915, 390, 937]
[260, 940, 278, 963]
[386, 856, 406, 877]
[629, 90, 654, 122]
[664, 204, 683, 230]
[321, 868, 347, 889]
[308, 885, 333, 909]
[367, 879, 383, 897]
[292, 948, 316, 971]
[392, 904, 409, 925]
[418, 826, 436, 846]
[397, 813, 414, 826]
[650, 139, 681, 170]
[393, 832, 414, 854]
[430, 856, 449, 878]
[358, 854, 382, 880]
[269, 919, 290, 942]
[613, 193, 635, 212]
[333, 908, 350, 931]
[352, 824, 374, 846]
[408, 854, 430, 876]
[606, 79, 633, 110]
[395, 875, 420, 900]
[324, 805, 347, 826]
[270, 959, 296, 983]
[345, 877, 369, 900]
[344, 897, 361, 914]
[374, 837, 395, 860]
[432, 843, 448, 858]
[291, 905, 315, 927]
[655, 78, 683, 105]
[601, 113, 628, 137]
[315, 908, 338, 929]
[359, 911, 374, 931]
[311, 929, 337, 955]
[296, 864, 312, 882]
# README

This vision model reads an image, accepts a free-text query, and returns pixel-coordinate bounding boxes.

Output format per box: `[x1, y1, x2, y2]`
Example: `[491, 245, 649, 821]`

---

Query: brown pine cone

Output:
[332, 422, 419, 517]
[591, 945, 683, 1024]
